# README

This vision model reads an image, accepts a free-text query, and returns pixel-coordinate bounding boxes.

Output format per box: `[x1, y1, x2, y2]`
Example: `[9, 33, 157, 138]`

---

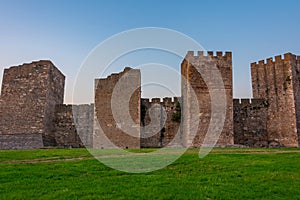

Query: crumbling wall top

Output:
[3, 60, 65, 79]
[96, 67, 140, 81]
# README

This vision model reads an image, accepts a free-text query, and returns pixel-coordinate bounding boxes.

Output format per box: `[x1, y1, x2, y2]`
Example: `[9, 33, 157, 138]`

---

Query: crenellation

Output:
[207, 51, 214, 56]
[224, 52, 232, 60]
[151, 98, 161, 103]
[216, 51, 223, 57]
[233, 99, 240, 105]
[182, 50, 233, 147]
[240, 98, 251, 105]
[258, 60, 265, 65]
[275, 55, 283, 62]
[173, 97, 180, 103]
[266, 58, 274, 64]
[1, 51, 300, 149]
[284, 52, 293, 61]
[163, 97, 172, 103]
[251, 53, 300, 147]
[184, 51, 232, 61]
[142, 98, 150, 103]
[233, 98, 268, 105]
[197, 51, 204, 56]
[141, 95, 182, 148]
[251, 62, 257, 67]
[186, 51, 194, 57]
[251, 54, 298, 66]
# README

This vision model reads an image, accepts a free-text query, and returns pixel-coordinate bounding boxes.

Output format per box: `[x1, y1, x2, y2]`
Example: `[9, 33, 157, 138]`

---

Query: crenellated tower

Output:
[251, 53, 300, 147]
[181, 51, 234, 147]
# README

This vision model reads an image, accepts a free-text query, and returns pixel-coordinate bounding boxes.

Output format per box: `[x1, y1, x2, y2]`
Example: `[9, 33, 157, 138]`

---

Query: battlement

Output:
[251, 53, 298, 67]
[141, 97, 181, 104]
[185, 51, 232, 60]
[233, 98, 267, 106]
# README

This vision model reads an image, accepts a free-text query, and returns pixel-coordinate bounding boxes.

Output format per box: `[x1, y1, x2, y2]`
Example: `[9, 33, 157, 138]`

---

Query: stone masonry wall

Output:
[141, 97, 182, 148]
[181, 51, 234, 147]
[233, 99, 269, 147]
[291, 55, 300, 147]
[0, 134, 43, 150]
[53, 104, 94, 148]
[94, 67, 141, 148]
[0, 60, 65, 149]
[2, 52, 300, 150]
[251, 53, 299, 147]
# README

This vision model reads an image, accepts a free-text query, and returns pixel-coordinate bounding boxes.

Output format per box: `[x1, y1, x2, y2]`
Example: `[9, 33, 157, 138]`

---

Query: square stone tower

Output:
[251, 53, 300, 147]
[94, 67, 141, 148]
[0, 60, 65, 149]
[181, 51, 234, 147]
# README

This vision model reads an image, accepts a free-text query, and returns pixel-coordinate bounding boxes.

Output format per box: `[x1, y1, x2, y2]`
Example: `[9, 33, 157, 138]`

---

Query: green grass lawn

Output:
[0, 148, 299, 200]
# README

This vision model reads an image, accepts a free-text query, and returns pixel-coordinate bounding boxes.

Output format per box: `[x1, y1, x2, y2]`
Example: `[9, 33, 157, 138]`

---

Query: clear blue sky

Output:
[1, 0, 300, 104]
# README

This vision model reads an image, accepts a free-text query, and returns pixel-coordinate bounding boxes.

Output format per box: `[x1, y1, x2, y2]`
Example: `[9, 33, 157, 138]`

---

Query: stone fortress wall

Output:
[233, 98, 269, 147]
[0, 61, 65, 149]
[0, 51, 300, 149]
[181, 51, 234, 147]
[251, 53, 300, 147]
[53, 104, 94, 148]
[140, 97, 182, 148]
[93, 67, 141, 149]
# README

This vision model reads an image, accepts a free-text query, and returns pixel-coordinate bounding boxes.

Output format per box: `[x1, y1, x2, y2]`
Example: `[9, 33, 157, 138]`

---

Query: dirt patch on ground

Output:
[1, 149, 299, 164]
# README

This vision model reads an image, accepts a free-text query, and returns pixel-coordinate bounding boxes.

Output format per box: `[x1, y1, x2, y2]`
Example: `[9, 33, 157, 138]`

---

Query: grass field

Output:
[0, 148, 300, 199]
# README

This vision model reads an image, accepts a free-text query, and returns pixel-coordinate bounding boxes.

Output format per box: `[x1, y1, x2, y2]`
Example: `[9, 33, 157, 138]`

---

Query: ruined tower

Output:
[181, 51, 234, 147]
[0, 60, 65, 149]
[251, 53, 300, 147]
[94, 67, 141, 148]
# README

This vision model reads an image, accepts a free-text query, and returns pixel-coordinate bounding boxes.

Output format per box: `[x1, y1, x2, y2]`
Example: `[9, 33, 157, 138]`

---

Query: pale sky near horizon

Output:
[0, 0, 300, 104]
